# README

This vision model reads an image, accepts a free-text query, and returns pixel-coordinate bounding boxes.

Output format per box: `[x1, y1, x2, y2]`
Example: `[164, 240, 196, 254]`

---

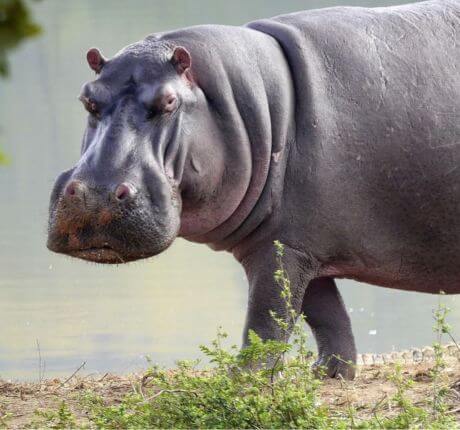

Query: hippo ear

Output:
[171, 46, 191, 74]
[86, 48, 106, 74]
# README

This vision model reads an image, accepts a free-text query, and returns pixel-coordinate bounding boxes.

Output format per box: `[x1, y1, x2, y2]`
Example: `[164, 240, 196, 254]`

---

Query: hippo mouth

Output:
[47, 230, 169, 264]
[68, 245, 129, 264]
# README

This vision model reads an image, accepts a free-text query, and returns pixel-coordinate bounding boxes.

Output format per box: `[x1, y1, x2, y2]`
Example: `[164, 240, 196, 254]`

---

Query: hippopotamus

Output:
[47, 0, 460, 378]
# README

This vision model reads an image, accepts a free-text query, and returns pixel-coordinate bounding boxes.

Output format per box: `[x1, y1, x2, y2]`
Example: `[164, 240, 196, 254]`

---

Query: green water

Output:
[1, 0, 458, 381]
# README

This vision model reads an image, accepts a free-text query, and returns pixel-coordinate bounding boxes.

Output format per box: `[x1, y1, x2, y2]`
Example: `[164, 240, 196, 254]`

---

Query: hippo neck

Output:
[208, 140, 292, 256]
[174, 25, 295, 252]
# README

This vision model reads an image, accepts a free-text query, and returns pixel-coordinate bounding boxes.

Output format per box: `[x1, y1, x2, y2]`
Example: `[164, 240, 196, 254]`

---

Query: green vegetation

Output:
[5, 243, 460, 429]
[0, 0, 42, 164]
[28, 402, 77, 430]
[0, 0, 41, 77]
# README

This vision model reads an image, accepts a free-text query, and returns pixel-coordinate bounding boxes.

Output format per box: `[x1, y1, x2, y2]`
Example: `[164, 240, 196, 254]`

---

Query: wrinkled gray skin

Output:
[48, 0, 460, 379]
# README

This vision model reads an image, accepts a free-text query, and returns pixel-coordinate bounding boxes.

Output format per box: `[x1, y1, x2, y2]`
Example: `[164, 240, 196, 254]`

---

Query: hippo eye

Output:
[79, 95, 100, 119]
[146, 105, 159, 120]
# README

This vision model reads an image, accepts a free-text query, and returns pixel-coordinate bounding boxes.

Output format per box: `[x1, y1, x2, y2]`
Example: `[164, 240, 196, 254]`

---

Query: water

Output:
[1, 0, 458, 381]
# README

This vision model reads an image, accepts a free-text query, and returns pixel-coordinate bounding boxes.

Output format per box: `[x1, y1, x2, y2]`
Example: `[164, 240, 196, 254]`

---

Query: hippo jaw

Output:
[68, 247, 128, 264]
[52, 241, 172, 265]
[47, 210, 180, 265]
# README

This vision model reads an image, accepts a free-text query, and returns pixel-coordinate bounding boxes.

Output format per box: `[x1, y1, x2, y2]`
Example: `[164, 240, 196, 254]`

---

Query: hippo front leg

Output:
[240, 244, 312, 349]
[240, 245, 356, 379]
[302, 277, 357, 379]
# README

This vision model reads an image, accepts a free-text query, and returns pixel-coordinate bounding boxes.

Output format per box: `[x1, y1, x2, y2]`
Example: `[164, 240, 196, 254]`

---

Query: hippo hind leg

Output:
[302, 277, 357, 379]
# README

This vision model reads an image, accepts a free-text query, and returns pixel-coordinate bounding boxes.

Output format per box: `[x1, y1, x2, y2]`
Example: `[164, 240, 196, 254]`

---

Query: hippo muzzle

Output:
[47, 166, 180, 264]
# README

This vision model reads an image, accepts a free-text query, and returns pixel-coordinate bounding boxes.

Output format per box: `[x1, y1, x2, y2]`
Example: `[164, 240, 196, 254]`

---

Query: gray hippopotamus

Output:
[47, 0, 460, 378]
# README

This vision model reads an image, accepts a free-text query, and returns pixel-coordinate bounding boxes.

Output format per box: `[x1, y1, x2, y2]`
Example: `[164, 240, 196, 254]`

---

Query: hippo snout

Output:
[47, 175, 180, 264]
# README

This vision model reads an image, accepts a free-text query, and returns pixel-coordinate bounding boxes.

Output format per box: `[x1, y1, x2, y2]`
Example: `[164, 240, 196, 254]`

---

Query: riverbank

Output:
[1, 349, 460, 429]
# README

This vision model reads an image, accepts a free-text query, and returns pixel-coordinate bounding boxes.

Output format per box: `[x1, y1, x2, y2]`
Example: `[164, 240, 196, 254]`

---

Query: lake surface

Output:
[1, 0, 458, 381]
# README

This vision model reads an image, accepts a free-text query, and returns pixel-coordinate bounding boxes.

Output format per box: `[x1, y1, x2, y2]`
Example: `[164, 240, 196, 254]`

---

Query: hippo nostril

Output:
[66, 185, 76, 196]
[115, 183, 135, 201]
[64, 180, 85, 199]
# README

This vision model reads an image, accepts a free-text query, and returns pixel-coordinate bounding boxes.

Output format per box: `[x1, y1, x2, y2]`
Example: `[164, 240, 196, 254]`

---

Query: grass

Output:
[2, 242, 460, 429]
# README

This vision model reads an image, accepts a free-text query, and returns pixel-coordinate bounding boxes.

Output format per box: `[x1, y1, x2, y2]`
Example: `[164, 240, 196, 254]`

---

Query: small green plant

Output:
[272, 240, 310, 360]
[431, 292, 452, 418]
[29, 402, 77, 429]
[384, 363, 429, 428]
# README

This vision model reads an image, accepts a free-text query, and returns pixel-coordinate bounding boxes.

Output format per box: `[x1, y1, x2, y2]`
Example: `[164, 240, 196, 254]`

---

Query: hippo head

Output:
[47, 40, 213, 264]
[48, 30, 290, 263]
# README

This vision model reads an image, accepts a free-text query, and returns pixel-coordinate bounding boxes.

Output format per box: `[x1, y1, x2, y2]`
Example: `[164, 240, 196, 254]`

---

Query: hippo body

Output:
[48, 0, 460, 378]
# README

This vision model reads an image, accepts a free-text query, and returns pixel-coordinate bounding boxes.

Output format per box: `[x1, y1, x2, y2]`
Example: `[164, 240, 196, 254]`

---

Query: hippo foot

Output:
[313, 354, 356, 380]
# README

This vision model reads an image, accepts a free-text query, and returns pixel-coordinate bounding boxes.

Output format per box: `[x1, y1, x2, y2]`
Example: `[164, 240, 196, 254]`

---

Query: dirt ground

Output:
[1, 357, 460, 429]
